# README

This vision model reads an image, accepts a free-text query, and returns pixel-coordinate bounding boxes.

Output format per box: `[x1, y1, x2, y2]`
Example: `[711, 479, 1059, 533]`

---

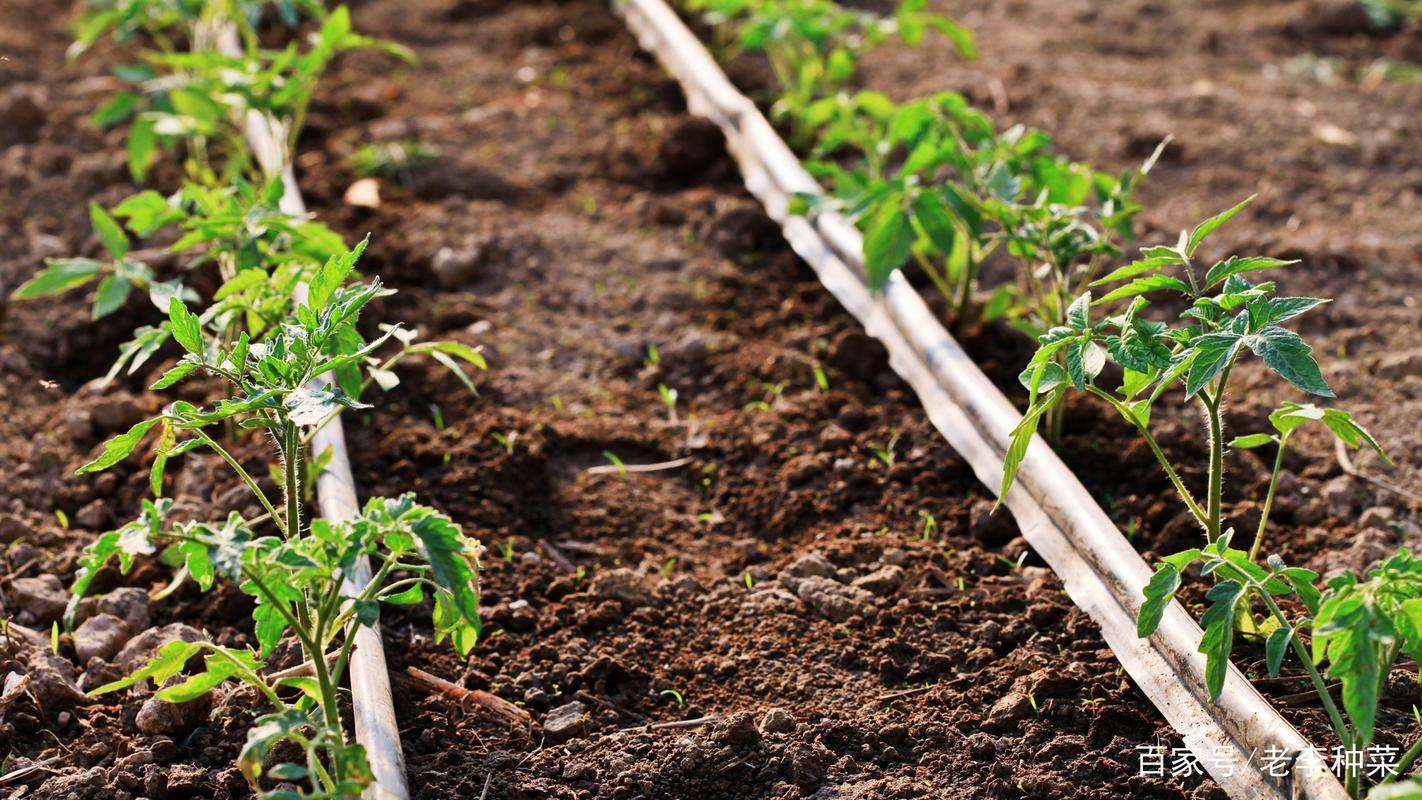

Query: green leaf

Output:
[1184, 333, 1242, 398]
[91, 640, 202, 696]
[1186, 195, 1255, 257]
[150, 357, 201, 390]
[997, 387, 1062, 506]
[12, 259, 102, 298]
[92, 275, 132, 320]
[1094, 274, 1192, 305]
[1265, 626, 1290, 677]
[408, 507, 480, 631]
[1229, 433, 1275, 449]
[1246, 326, 1333, 397]
[309, 237, 368, 310]
[214, 269, 268, 300]
[91, 91, 138, 127]
[1107, 319, 1173, 373]
[90, 203, 129, 258]
[1203, 255, 1298, 289]
[155, 667, 228, 703]
[238, 708, 310, 782]
[76, 417, 160, 474]
[863, 200, 913, 290]
[1065, 339, 1105, 391]
[1368, 780, 1422, 800]
[1251, 296, 1328, 328]
[112, 190, 183, 236]
[1198, 579, 1246, 700]
[1016, 361, 1067, 397]
[128, 117, 158, 182]
[1138, 564, 1180, 637]
[1091, 255, 1183, 287]
[909, 189, 957, 257]
[167, 297, 203, 356]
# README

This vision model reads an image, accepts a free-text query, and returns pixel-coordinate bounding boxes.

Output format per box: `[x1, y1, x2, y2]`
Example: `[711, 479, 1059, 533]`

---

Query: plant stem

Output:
[1256, 589, 1357, 786]
[954, 252, 975, 323]
[1087, 386, 1207, 528]
[1200, 362, 1234, 545]
[1248, 432, 1291, 563]
[282, 420, 302, 540]
[1383, 734, 1422, 785]
[1202, 392, 1224, 545]
[911, 251, 958, 312]
[193, 430, 285, 536]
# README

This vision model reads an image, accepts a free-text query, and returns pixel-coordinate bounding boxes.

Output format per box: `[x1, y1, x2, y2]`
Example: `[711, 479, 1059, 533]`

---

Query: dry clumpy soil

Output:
[0, 0, 1417, 799]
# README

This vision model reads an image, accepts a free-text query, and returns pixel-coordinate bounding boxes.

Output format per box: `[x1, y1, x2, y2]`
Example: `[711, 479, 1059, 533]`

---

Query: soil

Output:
[0, 0, 1418, 799]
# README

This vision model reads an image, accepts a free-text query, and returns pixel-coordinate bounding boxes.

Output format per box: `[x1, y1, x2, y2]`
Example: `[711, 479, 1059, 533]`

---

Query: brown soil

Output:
[0, 0, 1417, 798]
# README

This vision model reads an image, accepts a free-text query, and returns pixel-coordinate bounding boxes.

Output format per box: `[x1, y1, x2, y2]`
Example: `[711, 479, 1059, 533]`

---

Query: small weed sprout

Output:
[869, 429, 900, 468]
[658, 383, 679, 423]
[602, 450, 629, 479]
[918, 510, 937, 541]
[491, 430, 518, 455]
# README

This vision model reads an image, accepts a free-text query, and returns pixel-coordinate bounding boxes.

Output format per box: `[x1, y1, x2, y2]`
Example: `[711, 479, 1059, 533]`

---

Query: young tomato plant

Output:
[68, 248, 482, 797]
[686, 0, 973, 145]
[997, 198, 1422, 798]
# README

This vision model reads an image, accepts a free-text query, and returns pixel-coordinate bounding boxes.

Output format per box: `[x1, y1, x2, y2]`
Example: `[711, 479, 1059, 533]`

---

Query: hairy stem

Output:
[282, 420, 302, 540]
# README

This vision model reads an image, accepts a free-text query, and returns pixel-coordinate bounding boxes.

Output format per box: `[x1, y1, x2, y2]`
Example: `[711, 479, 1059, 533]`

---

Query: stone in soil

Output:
[73, 613, 132, 662]
[850, 564, 906, 597]
[9, 574, 68, 622]
[791, 575, 875, 622]
[543, 700, 589, 744]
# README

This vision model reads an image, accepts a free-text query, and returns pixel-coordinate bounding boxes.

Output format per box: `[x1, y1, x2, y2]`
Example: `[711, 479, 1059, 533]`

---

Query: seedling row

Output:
[668, 0, 1422, 797]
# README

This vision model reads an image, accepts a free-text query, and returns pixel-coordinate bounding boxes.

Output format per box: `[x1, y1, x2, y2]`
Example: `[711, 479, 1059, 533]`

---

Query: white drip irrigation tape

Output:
[611, 1, 1349, 798]
[214, 25, 411, 800]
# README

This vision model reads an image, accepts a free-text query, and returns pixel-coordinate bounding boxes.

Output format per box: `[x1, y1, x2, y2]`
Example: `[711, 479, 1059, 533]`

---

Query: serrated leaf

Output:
[1198, 579, 1246, 700]
[1066, 292, 1091, 329]
[92, 275, 131, 320]
[1138, 564, 1180, 637]
[1203, 255, 1298, 289]
[863, 199, 913, 290]
[1016, 361, 1067, 397]
[1065, 339, 1105, 390]
[1251, 296, 1328, 328]
[1187, 195, 1255, 257]
[1091, 255, 1182, 287]
[150, 357, 201, 391]
[1247, 326, 1333, 398]
[90, 203, 129, 258]
[13, 259, 102, 298]
[167, 297, 203, 356]
[91, 640, 202, 696]
[1095, 274, 1192, 304]
[309, 237, 368, 310]
[1265, 626, 1290, 677]
[997, 387, 1062, 506]
[76, 417, 160, 474]
[1184, 333, 1242, 398]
